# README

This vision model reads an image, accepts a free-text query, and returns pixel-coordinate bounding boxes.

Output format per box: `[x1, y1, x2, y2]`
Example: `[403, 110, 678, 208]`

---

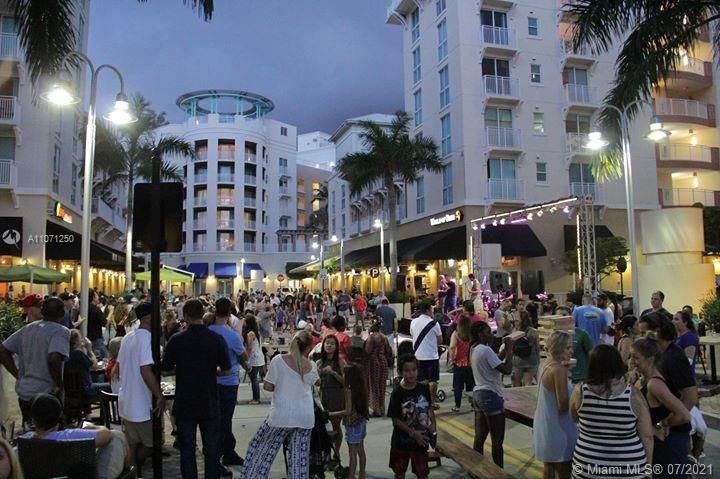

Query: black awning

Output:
[344, 244, 390, 267]
[481, 224, 547, 257]
[563, 225, 615, 251]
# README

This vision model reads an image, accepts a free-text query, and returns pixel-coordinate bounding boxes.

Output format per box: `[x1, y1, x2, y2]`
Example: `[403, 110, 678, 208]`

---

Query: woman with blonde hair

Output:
[533, 331, 577, 479]
[0, 437, 23, 479]
[110, 299, 130, 337]
[241, 330, 319, 478]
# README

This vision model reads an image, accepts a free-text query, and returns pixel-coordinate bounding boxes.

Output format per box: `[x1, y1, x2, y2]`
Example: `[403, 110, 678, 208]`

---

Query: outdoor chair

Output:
[17, 437, 96, 479]
[99, 391, 121, 430]
[63, 369, 100, 427]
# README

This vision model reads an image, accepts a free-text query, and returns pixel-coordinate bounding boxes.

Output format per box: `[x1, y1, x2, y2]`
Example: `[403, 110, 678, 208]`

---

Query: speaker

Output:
[522, 270, 545, 296]
[489, 270, 510, 293]
[396, 273, 406, 292]
[414, 275, 425, 290]
[132, 183, 184, 253]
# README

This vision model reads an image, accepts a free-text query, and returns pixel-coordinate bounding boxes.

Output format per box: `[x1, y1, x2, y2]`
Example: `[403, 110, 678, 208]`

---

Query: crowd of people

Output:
[0, 281, 712, 479]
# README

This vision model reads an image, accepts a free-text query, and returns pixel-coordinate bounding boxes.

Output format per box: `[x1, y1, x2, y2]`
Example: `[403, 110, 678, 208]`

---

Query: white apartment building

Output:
[158, 89, 327, 295]
[298, 131, 336, 169]
[0, 0, 131, 295]
[325, 0, 718, 307]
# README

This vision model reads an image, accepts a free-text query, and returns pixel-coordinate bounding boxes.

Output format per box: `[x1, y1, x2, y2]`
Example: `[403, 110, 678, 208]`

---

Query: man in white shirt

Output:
[598, 294, 616, 346]
[117, 302, 165, 477]
[410, 300, 443, 407]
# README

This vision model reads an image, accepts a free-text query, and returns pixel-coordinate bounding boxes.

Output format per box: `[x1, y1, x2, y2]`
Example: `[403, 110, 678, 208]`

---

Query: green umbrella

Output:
[0, 263, 72, 284]
[135, 267, 194, 283]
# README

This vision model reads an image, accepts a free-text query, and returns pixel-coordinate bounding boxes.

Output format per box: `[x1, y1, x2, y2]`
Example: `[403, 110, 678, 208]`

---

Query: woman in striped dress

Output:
[570, 345, 653, 479]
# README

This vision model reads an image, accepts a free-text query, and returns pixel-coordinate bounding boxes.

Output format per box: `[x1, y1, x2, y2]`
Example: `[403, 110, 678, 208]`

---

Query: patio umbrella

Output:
[135, 267, 194, 283]
[0, 263, 72, 285]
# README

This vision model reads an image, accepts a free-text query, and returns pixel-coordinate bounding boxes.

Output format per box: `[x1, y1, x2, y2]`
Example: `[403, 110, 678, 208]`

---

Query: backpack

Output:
[513, 336, 532, 358]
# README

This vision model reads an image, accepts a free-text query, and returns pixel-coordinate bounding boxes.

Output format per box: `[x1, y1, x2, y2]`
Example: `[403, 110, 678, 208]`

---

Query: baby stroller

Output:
[283, 399, 340, 479]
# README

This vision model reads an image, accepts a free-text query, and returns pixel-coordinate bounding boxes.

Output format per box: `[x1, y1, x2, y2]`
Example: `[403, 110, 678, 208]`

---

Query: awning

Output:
[243, 262, 263, 278]
[344, 244, 390, 267]
[186, 263, 208, 279]
[288, 256, 341, 275]
[214, 262, 238, 278]
[563, 225, 614, 251]
[481, 225, 547, 257]
[135, 267, 194, 283]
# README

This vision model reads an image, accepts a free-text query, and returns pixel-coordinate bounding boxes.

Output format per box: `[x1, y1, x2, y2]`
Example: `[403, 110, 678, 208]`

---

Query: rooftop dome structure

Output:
[176, 89, 275, 119]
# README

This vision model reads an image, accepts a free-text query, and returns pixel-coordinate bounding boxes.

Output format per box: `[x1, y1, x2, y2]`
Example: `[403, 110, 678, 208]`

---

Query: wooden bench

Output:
[435, 428, 515, 479]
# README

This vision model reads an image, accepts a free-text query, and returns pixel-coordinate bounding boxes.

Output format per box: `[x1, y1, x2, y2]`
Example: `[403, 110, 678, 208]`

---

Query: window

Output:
[331, 191, 336, 215]
[416, 176, 425, 214]
[569, 163, 595, 184]
[442, 164, 453, 205]
[531, 64, 541, 83]
[488, 158, 516, 180]
[533, 113, 545, 134]
[437, 19, 448, 61]
[341, 215, 346, 238]
[340, 184, 346, 209]
[413, 89, 423, 127]
[331, 218, 336, 234]
[312, 199, 320, 211]
[411, 8, 420, 43]
[565, 114, 591, 134]
[488, 158, 518, 199]
[52, 146, 61, 194]
[441, 114, 452, 156]
[412, 48, 421, 84]
[565, 67, 588, 85]
[480, 10, 507, 28]
[70, 163, 77, 204]
[436, 0, 446, 16]
[484, 107, 513, 128]
[527, 17, 538, 36]
[280, 127, 288, 136]
[279, 217, 288, 228]
[481, 58, 510, 77]
[439, 66, 450, 109]
[536, 162, 547, 182]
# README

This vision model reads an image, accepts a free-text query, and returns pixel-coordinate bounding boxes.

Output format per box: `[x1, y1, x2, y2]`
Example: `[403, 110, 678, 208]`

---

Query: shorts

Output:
[389, 447, 429, 477]
[417, 359, 440, 383]
[513, 364, 538, 376]
[345, 420, 367, 445]
[122, 418, 153, 448]
[473, 389, 504, 416]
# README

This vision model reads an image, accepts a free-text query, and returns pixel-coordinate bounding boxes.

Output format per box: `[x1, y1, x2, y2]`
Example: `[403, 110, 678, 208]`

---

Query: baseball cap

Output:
[134, 302, 152, 320]
[297, 320, 308, 329]
[22, 294, 42, 308]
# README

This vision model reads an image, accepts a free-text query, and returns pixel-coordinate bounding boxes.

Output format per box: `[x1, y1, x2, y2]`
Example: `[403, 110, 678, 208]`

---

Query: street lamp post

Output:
[240, 257, 245, 292]
[312, 240, 325, 292]
[584, 102, 669, 316]
[42, 52, 137, 335]
[331, 235, 344, 290]
[373, 219, 385, 296]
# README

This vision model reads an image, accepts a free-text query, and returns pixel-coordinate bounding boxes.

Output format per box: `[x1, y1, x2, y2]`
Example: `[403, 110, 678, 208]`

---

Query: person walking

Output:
[448, 314, 474, 413]
[533, 331, 577, 479]
[240, 331, 318, 479]
[330, 364, 370, 479]
[242, 314, 265, 405]
[317, 335, 346, 459]
[161, 299, 231, 479]
[365, 319, 390, 416]
[410, 300, 443, 409]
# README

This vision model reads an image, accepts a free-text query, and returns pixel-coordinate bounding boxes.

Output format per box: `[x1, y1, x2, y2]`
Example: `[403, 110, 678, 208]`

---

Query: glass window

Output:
[480, 10, 507, 27]
[441, 114, 452, 156]
[70, 163, 77, 204]
[52, 146, 61, 194]
[414, 89, 423, 127]
[0, 16, 18, 34]
[531, 64, 541, 83]
[442, 164, 453, 205]
[533, 113, 545, 134]
[569, 163, 595, 183]
[341, 184, 346, 209]
[565, 114, 591, 134]
[437, 19, 448, 61]
[481, 58, 510, 77]
[279, 218, 288, 228]
[412, 48, 421, 84]
[528, 17, 539, 36]
[566, 67, 588, 85]
[436, 0, 446, 16]
[439, 66, 450, 109]
[280, 126, 288, 136]
[416, 176, 425, 214]
[411, 8, 420, 43]
[484, 107, 513, 128]
[279, 157, 288, 167]
[536, 162, 547, 182]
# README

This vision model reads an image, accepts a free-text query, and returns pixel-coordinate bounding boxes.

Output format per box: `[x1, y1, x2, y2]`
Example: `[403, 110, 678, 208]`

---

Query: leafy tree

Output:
[308, 184, 328, 232]
[336, 111, 445, 291]
[562, 236, 629, 285]
[703, 206, 720, 253]
[93, 95, 193, 291]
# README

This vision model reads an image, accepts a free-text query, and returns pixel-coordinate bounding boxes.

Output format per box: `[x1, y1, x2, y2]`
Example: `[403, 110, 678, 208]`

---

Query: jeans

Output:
[249, 367, 263, 401]
[92, 338, 108, 360]
[218, 384, 241, 461]
[176, 415, 221, 479]
[84, 382, 111, 397]
[452, 366, 475, 408]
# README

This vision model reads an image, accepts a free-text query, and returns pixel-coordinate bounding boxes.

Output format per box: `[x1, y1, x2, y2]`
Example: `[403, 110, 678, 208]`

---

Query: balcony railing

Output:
[279, 166, 290, 176]
[244, 175, 257, 185]
[0, 96, 18, 122]
[218, 173, 234, 183]
[564, 84, 598, 106]
[488, 178, 524, 201]
[216, 242, 235, 252]
[279, 186, 290, 195]
[0, 159, 16, 187]
[194, 150, 208, 161]
[569, 182, 602, 202]
[244, 197, 257, 207]
[655, 98, 711, 120]
[483, 75, 519, 97]
[219, 115, 235, 123]
[0, 33, 18, 59]
[244, 220, 257, 229]
[193, 198, 208, 207]
[278, 243, 291, 252]
[661, 188, 716, 207]
[244, 242, 257, 252]
[486, 126, 522, 149]
[91, 198, 113, 220]
[673, 57, 706, 76]
[193, 174, 207, 183]
[481, 25, 516, 49]
[217, 219, 235, 229]
[217, 197, 234, 206]
[245, 154, 257, 163]
[193, 243, 207, 252]
[566, 132, 589, 153]
[279, 206, 291, 216]
[217, 149, 235, 160]
[560, 39, 592, 57]
[360, 218, 370, 232]
[657, 143, 713, 164]
[192, 219, 206, 229]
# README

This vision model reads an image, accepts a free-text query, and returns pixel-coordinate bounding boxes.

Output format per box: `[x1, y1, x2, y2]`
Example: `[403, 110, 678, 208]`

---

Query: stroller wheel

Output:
[436, 389, 446, 402]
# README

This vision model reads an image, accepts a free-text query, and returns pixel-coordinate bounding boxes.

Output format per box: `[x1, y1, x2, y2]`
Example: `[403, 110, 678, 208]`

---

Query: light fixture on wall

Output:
[692, 172, 699, 188]
[447, 259, 455, 267]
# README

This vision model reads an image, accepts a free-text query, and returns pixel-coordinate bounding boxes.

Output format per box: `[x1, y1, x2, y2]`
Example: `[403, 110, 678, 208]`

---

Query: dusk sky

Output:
[88, 0, 404, 134]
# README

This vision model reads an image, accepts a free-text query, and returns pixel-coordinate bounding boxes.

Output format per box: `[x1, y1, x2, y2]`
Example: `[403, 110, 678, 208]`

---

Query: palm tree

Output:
[12, 0, 214, 85]
[308, 184, 328, 232]
[337, 111, 445, 292]
[568, 1, 720, 181]
[93, 94, 194, 292]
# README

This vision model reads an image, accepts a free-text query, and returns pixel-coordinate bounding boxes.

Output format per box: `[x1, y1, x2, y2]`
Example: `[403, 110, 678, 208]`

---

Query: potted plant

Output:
[699, 290, 720, 333]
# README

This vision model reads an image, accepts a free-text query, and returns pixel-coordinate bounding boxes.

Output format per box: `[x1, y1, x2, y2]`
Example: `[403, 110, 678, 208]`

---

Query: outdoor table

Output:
[699, 334, 720, 384]
[502, 386, 537, 428]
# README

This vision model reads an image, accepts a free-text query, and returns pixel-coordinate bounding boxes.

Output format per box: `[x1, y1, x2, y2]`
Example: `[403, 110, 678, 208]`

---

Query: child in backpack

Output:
[387, 354, 436, 479]
[330, 364, 369, 479]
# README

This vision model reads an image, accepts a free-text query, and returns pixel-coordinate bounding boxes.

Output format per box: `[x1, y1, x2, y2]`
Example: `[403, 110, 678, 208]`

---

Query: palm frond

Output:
[336, 152, 383, 197]
[137, 0, 214, 20]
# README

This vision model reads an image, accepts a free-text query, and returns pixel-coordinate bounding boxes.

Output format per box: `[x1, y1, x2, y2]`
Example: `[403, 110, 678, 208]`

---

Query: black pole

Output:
[619, 272, 624, 298]
[150, 150, 163, 478]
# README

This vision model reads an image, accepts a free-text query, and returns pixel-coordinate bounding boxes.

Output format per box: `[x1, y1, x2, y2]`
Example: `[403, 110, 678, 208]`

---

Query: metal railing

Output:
[0, 96, 17, 121]
[217, 219, 235, 229]
[488, 178, 524, 201]
[218, 173, 234, 182]
[217, 196, 235, 206]
[219, 115, 235, 123]
[244, 197, 257, 207]
[244, 220, 257, 229]
[661, 188, 716, 206]
[217, 149, 235, 160]
[244, 175, 257, 185]
[560, 39, 593, 57]
[486, 126, 521, 149]
[244, 242, 257, 252]
[193, 198, 208, 207]
[193, 174, 207, 183]
[564, 84, 598, 105]
[192, 219, 206, 229]
[0, 33, 18, 59]
[0, 159, 15, 186]
[483, 75, 518, 97]
[655, 98, 710, 119]
[481, 25, 516, 49]
[193, 243, 207, 252]
[279, 186, 290, 195]
[279, 166, 290, 176]
[566, 132, 589, 152]
[216, 242, 235, 252]
[657, 143, 713, 164]
[245, 154, 257, 163]
[672, 57, 706, 76]
[569, 182, 602, 202]
[194, 150, 208, 161]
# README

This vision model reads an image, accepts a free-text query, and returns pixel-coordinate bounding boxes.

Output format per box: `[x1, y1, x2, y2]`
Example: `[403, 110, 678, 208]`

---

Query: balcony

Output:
[279, 243, 292, 252]
[218, 173, 234, 183]
[193, 173, 207, 183]
[217, 196, 234, 206]
[244, 220, 257, 230]
[279, 186, 290, 196]
[566, 132, 590, 154]
[486, 126, 522, 151]
[564, 84, 599, 109]
[488, 178, 524, 202]
[0, 96, 19, 124]
[654, 98, 716, 127]
[665, 57, 712, 94]
[193, 243, 207, 252]
[0, 33, 18, 59]
[483, 75, 520, 103]
[245, 154, 257, 163]
[194, 150, 208, 162]
[244, 175, 257, 185]
[244, 242, 257, 252]
[0, 159, 17, 188]
[217, 219, 235, 229]
[193, 197, 208, 207]
[216, 242, 235, 252]
[569, 182, 603, 202]
[91, 198, 113, 223]
[279, 205, 292, 216]
[660, 188, 717, 207]
[656, 143, 718, 170]
[244, 197, 257, 208]
[560, 39, 596, 66]
[192, 219, 206, 229]
[279, 166, 290, 177]
[217, 149, 235, 160]
[481, 26, 517, 53]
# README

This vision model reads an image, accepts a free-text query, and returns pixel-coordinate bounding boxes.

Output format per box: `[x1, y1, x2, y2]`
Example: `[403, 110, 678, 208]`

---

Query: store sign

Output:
[54, 202, 73, 224]
[429, 209, 463, 227]
[277, 273, 285, 282]
[0, 217, 22, 256]
[369, 268, 380, 278]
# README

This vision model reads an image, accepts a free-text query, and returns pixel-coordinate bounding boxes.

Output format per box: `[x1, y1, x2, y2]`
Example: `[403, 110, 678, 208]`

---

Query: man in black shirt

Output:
[86, 289, 107, 359]
[162, 299, 231, 479]
[640, 290, 672, 319]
